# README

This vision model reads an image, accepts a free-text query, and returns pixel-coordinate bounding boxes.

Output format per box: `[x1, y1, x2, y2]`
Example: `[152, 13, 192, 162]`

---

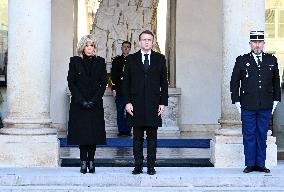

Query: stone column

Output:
[0, 0, 59, 167]
[210, 0, 277, 167]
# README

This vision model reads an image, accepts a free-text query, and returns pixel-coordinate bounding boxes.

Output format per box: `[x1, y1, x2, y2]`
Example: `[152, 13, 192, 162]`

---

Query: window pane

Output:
[265, 9, 275, 23]
[278, 24, 284, 38]
[279, 10, 284, 23]
[266, 24, 276, 38]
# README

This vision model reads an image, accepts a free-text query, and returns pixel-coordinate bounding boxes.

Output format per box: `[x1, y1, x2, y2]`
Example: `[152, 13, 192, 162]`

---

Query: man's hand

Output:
[87, 101, 94, 109]
[158, 105, 165, 116]
[125, 103, 134, 116]
[272, 101, 279, 114]
[81, 101, 90, 109]
[235, 102, 241, 114]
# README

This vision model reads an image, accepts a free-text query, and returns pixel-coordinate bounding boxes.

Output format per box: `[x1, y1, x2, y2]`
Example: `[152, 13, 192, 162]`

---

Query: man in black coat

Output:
[230, 30, 281, 173]
[122, 30, 168, 175]
[111, 41, 132, 137]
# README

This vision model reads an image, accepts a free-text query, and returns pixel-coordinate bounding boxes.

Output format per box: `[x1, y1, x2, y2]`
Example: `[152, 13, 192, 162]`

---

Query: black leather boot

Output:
[147, 157, 156, 175]
[88, 161, 95, 173]
[80, 161, 87, 174]
[132, 167, 143, 174]
[147, 167, 156, 175]
[132, 158, 143, 175]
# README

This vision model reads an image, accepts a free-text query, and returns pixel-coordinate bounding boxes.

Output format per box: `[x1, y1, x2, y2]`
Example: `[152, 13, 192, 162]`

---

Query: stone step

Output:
[61, 158, 213, 167]
[0, 186, 283, 192]
[0, 166, 283, 190]
[60, 147, 211, 167]
[60, 147, 210, 159]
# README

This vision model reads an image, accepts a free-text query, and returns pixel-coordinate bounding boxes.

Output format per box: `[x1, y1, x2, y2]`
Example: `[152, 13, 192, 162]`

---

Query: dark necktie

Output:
[256, 55, 262, 65]
[144, 54, 149, 70]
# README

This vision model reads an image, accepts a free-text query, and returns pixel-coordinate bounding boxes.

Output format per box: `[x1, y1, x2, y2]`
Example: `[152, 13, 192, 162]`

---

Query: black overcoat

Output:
[230, 52, 281, 110]
[122, 50, 168, 127]
[67, 56, 107, 145]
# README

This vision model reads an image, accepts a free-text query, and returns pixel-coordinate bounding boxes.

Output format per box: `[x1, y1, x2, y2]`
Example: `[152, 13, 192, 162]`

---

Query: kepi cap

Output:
[250, 30, 264, 41]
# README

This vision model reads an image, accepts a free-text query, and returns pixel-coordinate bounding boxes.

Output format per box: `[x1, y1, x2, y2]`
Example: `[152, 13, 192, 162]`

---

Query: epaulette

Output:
[111, 55, 120, 61]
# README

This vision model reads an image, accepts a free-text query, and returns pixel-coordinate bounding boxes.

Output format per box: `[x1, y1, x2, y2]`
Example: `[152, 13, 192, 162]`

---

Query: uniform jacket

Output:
[111, 55, 127, 95]
[67, 56, 107, 145]
[230, 52, 281, 110]
[122, 50, 168, 127]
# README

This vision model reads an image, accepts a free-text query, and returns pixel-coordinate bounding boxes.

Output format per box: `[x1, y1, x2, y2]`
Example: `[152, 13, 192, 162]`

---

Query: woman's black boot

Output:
[88, 161, 95, 173]
[80, 161, 87, 174]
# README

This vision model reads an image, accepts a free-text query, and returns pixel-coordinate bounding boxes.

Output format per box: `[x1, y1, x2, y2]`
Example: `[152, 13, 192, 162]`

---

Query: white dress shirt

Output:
[141, 50, 151, 66]
[252, 52, 262, 64]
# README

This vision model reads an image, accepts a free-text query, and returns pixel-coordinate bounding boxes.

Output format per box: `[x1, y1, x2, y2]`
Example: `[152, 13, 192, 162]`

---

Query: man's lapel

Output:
[248, 52, 258, 67]
[149, 51, 158, 72]
[134, 50, 146, 72]
[262, 52, 269, 67]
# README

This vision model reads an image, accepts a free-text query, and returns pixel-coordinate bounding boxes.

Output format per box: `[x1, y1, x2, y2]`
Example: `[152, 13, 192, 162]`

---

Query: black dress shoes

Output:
[147, 167, 156, 175]
[243, 166, 254, 173]
[88, 161, 95, 173]
[132, 167, 143, 175]
[80, 161, 87, 174]
[255, 166, 270, 173]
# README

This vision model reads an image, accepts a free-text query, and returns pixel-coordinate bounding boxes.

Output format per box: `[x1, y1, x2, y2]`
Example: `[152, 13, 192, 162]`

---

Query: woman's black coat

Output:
[67, 56, 107, 145]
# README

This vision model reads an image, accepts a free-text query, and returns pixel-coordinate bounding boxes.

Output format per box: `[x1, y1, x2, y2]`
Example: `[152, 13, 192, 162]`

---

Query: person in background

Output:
[111, 41, 132, 137]
[67, 35, 107, 174]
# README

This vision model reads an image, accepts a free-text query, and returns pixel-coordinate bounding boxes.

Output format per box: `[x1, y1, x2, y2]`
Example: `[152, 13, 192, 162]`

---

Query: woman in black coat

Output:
[67, 35, 107, 174]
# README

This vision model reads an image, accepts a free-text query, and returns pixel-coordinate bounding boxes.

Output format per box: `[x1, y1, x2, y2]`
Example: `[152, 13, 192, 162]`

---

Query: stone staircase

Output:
[0, 165, 284, 191]
[60, 147, 212, 167]
[60, 132, 214, 167]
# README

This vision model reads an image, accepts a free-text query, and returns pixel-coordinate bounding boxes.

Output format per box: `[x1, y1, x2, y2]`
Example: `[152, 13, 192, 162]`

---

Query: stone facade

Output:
[92, 0, 160, 64]
[0, 0, 279, 167]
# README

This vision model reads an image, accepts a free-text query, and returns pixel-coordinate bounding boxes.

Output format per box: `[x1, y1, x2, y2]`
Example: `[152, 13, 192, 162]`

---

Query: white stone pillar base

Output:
[210, 128, 277, 168]
[0, 134, 59, 167]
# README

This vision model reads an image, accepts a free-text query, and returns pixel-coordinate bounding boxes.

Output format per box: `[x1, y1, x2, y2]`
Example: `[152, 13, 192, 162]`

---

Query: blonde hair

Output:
[76, 35, 97, 58]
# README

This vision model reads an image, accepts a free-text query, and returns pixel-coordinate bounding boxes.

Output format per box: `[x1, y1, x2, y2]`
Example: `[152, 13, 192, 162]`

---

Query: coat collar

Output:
[76, 56, 99, 79]
[248, 51, 272, 67]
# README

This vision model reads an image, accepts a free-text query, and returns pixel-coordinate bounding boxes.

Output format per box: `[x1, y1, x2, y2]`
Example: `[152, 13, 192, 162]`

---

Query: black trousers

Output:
[79, 145, 96, 161]
[133, 126, 157, 168]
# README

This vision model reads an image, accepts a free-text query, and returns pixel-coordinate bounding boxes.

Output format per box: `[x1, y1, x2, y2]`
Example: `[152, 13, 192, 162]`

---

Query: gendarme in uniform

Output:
[230, 30, 281, 173]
